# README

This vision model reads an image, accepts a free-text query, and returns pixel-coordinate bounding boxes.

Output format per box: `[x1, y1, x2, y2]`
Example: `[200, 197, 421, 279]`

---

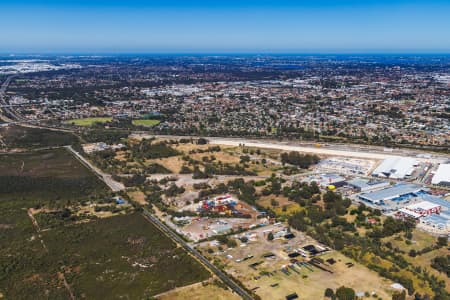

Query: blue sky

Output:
[1, 1, 449, 54]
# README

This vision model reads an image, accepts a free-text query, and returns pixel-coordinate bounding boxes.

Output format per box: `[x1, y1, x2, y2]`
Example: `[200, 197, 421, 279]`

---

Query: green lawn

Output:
[66, 117, 113, 126]
[132, 119, 160, 127]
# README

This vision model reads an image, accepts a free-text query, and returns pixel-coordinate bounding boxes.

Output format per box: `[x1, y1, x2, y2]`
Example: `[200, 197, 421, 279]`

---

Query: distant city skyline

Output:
[1, 0, 450, 54]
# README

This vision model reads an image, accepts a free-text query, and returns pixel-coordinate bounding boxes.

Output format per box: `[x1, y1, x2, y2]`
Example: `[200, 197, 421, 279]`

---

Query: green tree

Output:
[325, 288, 335, 298]
[336, 286, 355, 300]
[392, 290, 406, 300]
[226, 239, 237, 248]
[437, 236, 448, 247]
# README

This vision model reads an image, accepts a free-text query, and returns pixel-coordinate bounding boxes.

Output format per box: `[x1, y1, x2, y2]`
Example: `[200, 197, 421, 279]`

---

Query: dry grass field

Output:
[190, 151, 241, 165]
[257, 195, 302, 216]
[201, 225, 395, 300]
[158, 281, 240, 300]
[247, 252, 394, 300]
[145, 156, 185, 173]
[383, 229, 450, 289]
[128, 189, 148, 205]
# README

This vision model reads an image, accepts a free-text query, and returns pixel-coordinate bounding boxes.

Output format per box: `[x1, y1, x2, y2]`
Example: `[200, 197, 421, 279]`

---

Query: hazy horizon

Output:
[1, 0, 450, 53]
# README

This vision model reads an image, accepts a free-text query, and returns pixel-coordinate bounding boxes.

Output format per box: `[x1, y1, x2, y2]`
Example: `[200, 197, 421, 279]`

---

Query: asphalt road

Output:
[65, 145, 125, 192]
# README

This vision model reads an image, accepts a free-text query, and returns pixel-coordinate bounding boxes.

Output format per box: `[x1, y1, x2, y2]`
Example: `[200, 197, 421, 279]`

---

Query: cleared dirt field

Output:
[247, 252, 393, 300]
[146, 156, 185, 173]
[210, 138, 396, 160]
[173, 143, 221, 153]
[128, 190, 148, 205]
[202, 225, 395, 300]
[114, 150, 128, 161]
[158, 281, 240, 300]
[74, 203, 129, 219]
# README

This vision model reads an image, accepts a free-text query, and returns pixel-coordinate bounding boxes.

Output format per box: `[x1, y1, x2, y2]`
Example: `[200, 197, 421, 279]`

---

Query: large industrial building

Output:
[420, 213, 450, 232]
[358, 183, 426, 204]
[396, 194, 450, 233]
[347, 178, 390, 192]
[372, 157, 419, 179]
[431, 163, 450, 186]
[396, 201, 442, 219]
[358, 183, 450, 234]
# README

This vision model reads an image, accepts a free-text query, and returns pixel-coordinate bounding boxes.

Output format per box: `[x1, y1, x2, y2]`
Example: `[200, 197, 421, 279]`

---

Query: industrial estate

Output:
[0, 55, 449, 300]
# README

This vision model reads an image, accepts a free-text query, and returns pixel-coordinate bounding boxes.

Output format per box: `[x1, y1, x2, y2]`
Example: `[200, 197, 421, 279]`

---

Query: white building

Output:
[431, 164, 450, 186]
[372, 157, 419, 179]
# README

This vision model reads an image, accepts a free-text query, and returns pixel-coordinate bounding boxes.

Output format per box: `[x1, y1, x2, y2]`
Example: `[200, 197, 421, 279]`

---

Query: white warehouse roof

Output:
[431, 164, 450, 185]
[406, 201, 441, 211]
[372, 157, 418, 179]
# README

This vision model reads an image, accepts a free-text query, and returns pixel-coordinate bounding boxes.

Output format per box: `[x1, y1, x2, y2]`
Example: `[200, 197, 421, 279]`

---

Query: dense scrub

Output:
[0, 149, 209, 299]
[280, 151, 320, 168]
[0, 125, 79, 149]
[131, 138, 180, 159]
[80, 128, 130, 144]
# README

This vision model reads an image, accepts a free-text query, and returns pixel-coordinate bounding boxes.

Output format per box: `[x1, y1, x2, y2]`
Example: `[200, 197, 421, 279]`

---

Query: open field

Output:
[145, 156, 185, 173]
[66, 117, 112, 126]
[200, 225, 395, 300]
[128, 189, 148, 205]
[132, 119, 161, 126]
[191, 151, 241, 165]
[158, 281, 240, 300]
[123, 136, 282, 178]
[383, 230, 450, 288]
[206, 137, 448, 163]
[248, 252, 394, 300]
[210, 138, 395, 160]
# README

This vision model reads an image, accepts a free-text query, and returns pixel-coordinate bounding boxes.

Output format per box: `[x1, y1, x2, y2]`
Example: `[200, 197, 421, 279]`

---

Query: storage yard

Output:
[173, 217, 264, 242]
[199, 225, 395, 300]
[315, 157, 376, 176]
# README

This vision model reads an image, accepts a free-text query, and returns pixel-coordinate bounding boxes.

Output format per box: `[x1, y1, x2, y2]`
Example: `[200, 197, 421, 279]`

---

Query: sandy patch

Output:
[128, 190, 148, 205]
[158, 281, 240, 300]
[146, 156, 185, 173]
